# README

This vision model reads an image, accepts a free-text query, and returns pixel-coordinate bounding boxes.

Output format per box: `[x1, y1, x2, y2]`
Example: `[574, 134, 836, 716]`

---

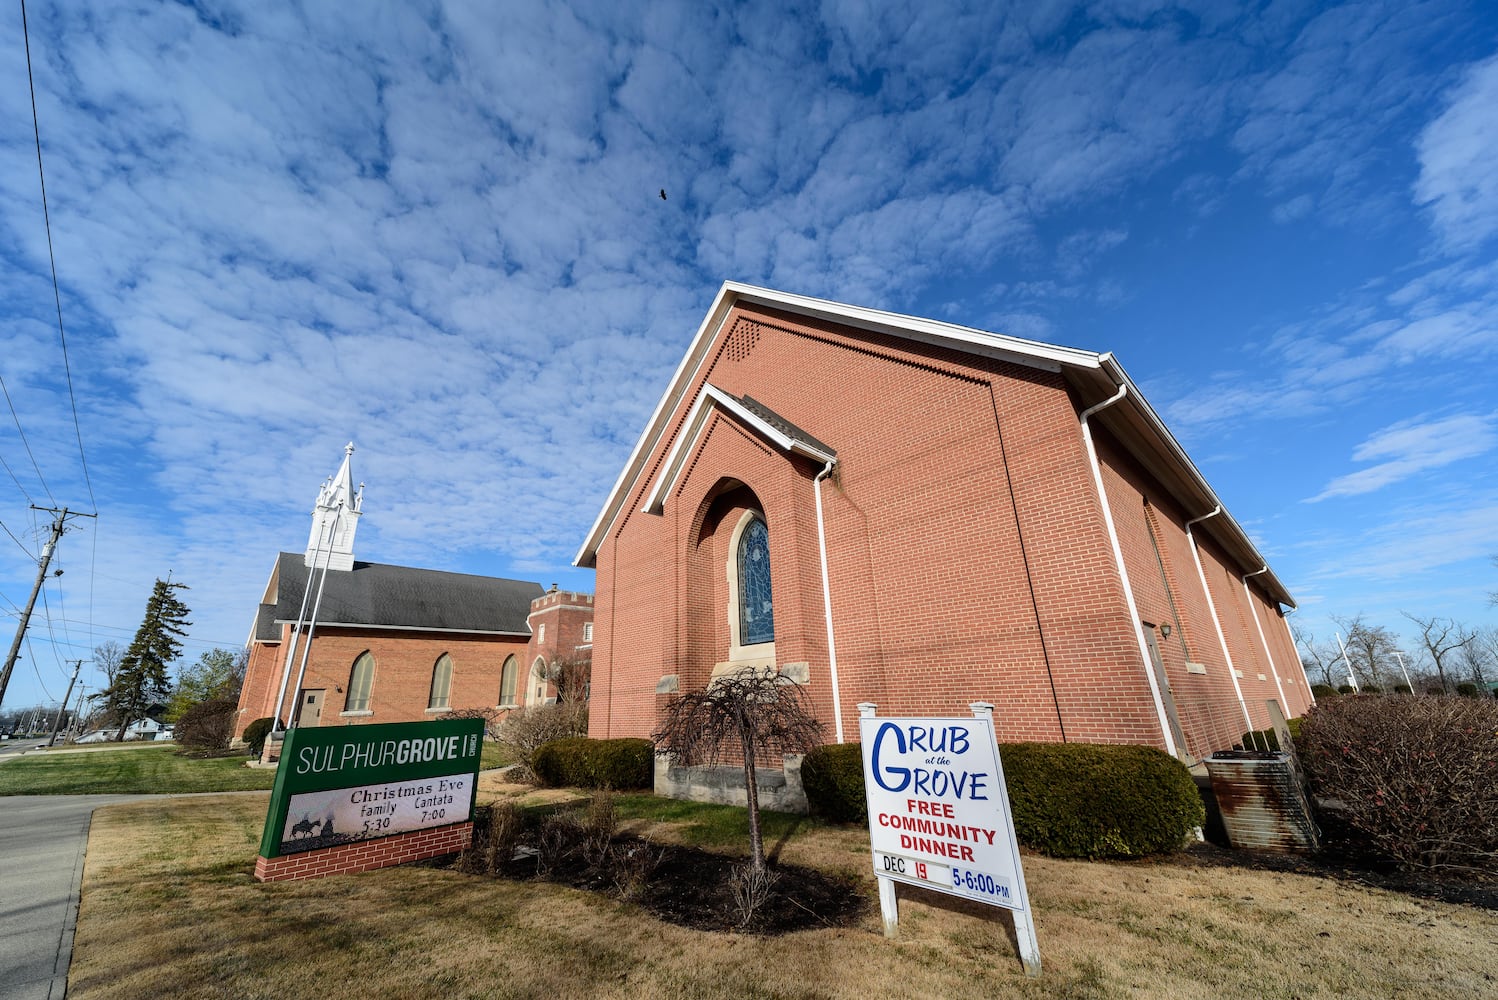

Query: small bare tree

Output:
[1403, 613, 1478, 695]
[1292, 624, 1343, 688]
[653, 670, 822, 872]
[542, 650, 592, 706]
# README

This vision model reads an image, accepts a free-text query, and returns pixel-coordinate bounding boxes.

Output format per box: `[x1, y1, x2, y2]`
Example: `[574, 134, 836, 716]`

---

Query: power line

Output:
[0, 450, 35, 505]
[0, 374, 54, 505]
[20, 0, 96, 513]
[0, 518, 34, 559]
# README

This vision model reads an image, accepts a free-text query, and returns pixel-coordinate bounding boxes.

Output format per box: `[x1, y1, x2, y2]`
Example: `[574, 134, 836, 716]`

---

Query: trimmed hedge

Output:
[242, 716, 274, 757]
[1310, 684, 1338, 700]
[532, 737, 653, 790]
[1239, 717, 1303, 752]
[803, 741, 1204, 859]
[801, 743, 868, 823]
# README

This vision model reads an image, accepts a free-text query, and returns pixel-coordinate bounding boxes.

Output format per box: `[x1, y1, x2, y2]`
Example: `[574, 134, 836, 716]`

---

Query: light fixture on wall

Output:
[1160, 624, 1172, 639]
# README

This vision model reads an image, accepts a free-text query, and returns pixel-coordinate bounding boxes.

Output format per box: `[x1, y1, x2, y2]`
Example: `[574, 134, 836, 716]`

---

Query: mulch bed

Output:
[446, 833, 868, 935]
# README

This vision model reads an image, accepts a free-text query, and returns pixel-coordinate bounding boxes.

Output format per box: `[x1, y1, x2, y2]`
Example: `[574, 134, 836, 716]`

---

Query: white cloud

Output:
[1414, 53, 1498, 253]
[1307, 414, 1498, 502]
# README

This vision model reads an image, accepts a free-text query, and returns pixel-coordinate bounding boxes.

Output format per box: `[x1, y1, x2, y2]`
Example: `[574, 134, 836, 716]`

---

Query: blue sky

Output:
[2, 0, 1496, 711]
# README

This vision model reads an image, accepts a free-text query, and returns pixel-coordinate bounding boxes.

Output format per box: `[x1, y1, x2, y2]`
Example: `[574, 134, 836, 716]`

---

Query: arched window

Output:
[499, 655, 518, 707]
[346, 652, 375, 712]
[428, 653, 453, 711]
[737, 513, 774, 645]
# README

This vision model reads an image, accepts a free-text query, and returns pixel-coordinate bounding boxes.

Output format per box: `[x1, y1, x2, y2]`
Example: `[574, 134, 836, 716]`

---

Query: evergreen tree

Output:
[105, 579, 191, 741]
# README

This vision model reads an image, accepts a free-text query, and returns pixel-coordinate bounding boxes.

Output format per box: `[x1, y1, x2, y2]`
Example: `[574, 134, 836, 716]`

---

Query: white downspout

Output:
[814, 459, 845, 742]
[1186, 507, 1254, 734]
[1079, 384, 1178, 759]
[1281, 606, 1316, 706]
[1241, 567, 1290, 711]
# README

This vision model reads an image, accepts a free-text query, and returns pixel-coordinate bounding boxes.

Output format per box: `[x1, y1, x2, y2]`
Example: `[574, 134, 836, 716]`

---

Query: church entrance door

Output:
[297, 689, 325, 728]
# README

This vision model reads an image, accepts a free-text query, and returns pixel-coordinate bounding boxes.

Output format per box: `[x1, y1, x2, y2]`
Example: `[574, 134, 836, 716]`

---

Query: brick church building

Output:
[576, 283, 1311, 765]
[235, 445, 592, 741]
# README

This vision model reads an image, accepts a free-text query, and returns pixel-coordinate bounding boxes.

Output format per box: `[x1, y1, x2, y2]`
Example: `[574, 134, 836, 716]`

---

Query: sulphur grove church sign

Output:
[259, 717, 483, 860]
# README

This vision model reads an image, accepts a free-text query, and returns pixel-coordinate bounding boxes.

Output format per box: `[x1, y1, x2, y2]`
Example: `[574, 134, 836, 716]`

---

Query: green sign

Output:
[259, 718, 484, 859]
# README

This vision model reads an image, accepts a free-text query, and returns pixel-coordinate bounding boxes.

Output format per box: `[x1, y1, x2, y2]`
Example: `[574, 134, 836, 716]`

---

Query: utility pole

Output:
[0, 506, 95, 710]
[49, 660, 83, 747]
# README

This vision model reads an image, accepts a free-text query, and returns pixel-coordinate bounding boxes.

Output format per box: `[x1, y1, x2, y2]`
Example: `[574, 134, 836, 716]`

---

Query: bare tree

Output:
[92, 641, 124, 688]
[1333, 615, 1400, 690]
[1292, 624, 1344, 688]
[541, 649, 592, 706]
[1402, 613, 1478, 695]
[653, 670, 823, 872]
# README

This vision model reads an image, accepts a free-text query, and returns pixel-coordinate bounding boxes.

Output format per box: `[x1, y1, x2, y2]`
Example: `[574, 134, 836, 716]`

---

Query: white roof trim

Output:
[271, 619, 532, 638]
[641, 384, 836, 515]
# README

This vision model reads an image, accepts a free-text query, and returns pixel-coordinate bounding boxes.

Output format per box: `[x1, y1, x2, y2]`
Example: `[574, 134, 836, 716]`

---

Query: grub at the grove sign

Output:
[859, 713, 1031, 914]
[258, 718, 483, 860]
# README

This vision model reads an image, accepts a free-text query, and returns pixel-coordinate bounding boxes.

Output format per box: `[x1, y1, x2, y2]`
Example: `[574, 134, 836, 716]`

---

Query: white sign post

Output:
[858, 702, 1041, 976]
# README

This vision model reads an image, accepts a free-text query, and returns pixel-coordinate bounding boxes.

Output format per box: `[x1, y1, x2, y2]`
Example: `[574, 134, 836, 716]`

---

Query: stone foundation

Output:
[654, 752, 808, 813]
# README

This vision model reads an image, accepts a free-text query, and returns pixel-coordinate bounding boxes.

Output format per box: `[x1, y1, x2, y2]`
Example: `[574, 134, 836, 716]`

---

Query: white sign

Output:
[278, 773, 474, 855]
[859, 704, 1040, 974]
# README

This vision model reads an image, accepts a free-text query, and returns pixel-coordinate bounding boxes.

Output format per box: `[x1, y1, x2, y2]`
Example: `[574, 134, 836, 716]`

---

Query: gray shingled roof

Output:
[265, 552, 542, 635]
[737, 393, 837, 458]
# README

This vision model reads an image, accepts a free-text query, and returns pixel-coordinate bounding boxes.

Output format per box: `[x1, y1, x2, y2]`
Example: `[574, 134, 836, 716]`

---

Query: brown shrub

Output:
[1298, 695, 1498, 873]
[438, 707, 502, 741]
[496, 703, 588, 781]
[174, 699, 238, 754]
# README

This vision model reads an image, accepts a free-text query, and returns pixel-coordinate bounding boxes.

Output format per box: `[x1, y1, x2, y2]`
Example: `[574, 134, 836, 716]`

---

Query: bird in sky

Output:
[659, 189, 667, 201]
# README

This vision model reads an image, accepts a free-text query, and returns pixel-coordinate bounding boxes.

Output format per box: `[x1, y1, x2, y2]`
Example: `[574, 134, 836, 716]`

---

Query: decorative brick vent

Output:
[255, 822, 473, 882]
[725, 319, 762, 361]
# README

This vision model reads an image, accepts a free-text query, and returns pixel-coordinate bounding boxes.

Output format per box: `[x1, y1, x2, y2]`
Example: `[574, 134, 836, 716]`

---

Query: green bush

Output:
[1310, 684, 1338, 699]
[1456, 682, 1479, 698]
[1298, 695, 1498, 872]
[801, 743, 867, 823]
[242, 716, 274, 757]
[1337, 684, 1356, 695]
[1002, 743, 1204, 858]
[533, 737, 653, 790]
[800, 740, 1203, 858]
[1239, 717, 1303, 752]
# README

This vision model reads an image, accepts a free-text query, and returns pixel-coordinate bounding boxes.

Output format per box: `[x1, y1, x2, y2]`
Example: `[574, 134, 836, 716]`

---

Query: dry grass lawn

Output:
[71, 787, 1498, 1000]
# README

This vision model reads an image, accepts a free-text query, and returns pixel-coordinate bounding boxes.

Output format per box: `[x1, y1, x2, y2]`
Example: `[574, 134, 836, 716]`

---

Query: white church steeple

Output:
[304, 442, 364, 571]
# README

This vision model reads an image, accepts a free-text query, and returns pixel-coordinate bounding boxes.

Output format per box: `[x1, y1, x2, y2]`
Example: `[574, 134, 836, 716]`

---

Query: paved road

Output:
[0, 795, 149, 1000]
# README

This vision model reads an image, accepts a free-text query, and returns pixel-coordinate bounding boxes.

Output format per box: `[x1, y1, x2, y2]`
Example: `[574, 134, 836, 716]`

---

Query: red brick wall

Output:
[590, 302, 1292, 759]
[235, 625, 528, 739]
[254, 822, 472, 882]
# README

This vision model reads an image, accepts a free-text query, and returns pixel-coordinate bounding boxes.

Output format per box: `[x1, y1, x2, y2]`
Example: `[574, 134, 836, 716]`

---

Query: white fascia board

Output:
[574, 283, 741, 567]
[725, 282, 1096, 373]
[640, 384, 836, 515]
[1100, 354, 1296, 609]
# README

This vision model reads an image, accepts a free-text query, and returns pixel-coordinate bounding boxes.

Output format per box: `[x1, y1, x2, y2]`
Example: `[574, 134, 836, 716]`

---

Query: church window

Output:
[538, 623, 546, 644]
[428, 653, 453, 711]
[533, 657, 547, 703]
[346, 652, 375, 712]
[499, 655, 518, 707]
[737, 513, 774, 645]
[583, 622, 593, 643]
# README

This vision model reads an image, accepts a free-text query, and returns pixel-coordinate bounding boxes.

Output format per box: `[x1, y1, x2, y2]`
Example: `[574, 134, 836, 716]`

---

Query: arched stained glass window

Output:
[738, 514, 774, 645]
[428, 653, 453, 710]
[499, 655, 518, 707]
[347, 652, 375, 712]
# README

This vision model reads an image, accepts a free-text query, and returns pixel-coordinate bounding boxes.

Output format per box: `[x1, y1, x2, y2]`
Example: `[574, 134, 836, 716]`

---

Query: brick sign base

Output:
[255, 822, 473, 883]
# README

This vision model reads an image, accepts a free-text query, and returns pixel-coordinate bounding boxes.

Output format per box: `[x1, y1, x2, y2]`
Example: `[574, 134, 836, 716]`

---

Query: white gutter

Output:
[1079, 384, 1178, 758]
[1334, 630, 1359, 693]
[1186, 507, 1254, 734]
[1242, 567, 1290, 711]
[814, 459, 845, 742]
